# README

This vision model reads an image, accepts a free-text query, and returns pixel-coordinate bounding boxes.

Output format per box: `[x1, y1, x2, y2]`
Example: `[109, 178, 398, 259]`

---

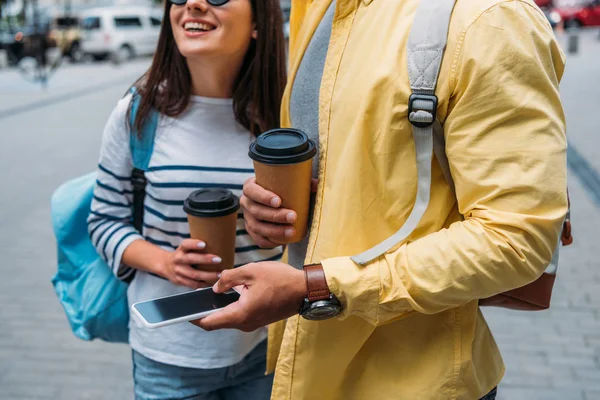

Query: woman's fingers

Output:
[179, 239, 207, 252]
[174, 265, 221, 285]
[174, 274, 209, 289]
[181, 252, 222, 266]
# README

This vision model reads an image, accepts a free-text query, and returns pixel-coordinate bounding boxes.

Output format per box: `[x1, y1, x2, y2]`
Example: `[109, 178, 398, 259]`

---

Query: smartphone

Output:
[131, 287, 240, 329]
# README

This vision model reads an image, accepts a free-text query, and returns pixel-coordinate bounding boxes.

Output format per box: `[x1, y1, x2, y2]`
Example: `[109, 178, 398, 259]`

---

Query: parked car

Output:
[535, 0, 553, 8]
[80, 6, 162, 62]
[47, 15, 84, 62]
[556, 0, 600, 27]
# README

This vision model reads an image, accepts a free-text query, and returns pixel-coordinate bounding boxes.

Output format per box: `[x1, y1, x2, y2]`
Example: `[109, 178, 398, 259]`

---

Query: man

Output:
[195, 0, 567, 398]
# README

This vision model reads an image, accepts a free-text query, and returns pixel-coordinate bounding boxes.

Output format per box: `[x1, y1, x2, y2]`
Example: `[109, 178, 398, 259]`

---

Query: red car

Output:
[556, 0, 600, 27]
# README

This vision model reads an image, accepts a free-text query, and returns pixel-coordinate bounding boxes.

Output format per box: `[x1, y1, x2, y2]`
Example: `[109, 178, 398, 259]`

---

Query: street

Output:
[0, 30, 599, 400]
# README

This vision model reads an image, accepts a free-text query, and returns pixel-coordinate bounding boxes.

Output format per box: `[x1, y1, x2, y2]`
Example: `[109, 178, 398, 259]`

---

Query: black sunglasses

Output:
[170, 0, 230, 5]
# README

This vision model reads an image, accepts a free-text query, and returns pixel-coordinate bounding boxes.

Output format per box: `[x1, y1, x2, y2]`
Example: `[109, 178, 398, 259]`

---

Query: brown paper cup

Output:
[187, 212, 238, 271]
[253, 159, 313, 243]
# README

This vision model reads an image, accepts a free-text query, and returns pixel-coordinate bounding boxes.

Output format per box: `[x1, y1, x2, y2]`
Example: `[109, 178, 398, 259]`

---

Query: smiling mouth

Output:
[183, 22, 216, 32]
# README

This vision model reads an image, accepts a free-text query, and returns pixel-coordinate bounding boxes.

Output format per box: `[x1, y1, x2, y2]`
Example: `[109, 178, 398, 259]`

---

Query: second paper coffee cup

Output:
[249, 128, 317, 243]
[183, 189, 240, 271]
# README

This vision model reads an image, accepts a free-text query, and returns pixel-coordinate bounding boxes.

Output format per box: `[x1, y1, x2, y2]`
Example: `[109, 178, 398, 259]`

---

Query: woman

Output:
[87, 0, 287, 398]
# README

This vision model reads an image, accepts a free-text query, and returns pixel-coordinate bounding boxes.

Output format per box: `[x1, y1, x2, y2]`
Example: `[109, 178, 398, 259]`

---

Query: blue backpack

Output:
[51, 90, 158, 343]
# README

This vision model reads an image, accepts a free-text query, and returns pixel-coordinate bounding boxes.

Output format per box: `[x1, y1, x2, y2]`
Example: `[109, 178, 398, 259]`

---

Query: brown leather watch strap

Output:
[303, 264, 331, 302]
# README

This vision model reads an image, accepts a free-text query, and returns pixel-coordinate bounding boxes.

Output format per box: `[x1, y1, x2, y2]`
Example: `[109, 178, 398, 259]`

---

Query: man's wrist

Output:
[299, 263, 342, 320]
[294, 267, 309, 306]
[302, 263, 331, 301]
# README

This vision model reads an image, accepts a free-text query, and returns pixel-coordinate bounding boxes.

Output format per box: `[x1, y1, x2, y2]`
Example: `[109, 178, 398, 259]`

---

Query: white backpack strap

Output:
[352, 0, 457, 265]
[433, 120, 455, 193]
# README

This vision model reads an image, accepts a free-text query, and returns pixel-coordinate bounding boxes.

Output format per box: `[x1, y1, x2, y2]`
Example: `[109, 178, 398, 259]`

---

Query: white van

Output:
[81, 6, 162, 61]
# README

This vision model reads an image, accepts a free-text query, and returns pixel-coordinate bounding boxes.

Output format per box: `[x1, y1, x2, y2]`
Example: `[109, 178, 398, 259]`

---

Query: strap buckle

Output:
[131, 168, 147, 191]
[408, 94, 438, 128]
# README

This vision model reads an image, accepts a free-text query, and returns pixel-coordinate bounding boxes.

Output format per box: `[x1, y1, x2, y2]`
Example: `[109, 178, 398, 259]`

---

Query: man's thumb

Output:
[213, 267, 250, 293]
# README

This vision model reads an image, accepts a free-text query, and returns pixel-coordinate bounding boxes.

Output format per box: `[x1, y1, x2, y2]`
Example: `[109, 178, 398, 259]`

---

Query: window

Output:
[114, 17, 143, 28]
[150, 17, 162, 27]
[55, 17, 79, 29]
[82, 16, 101, 30]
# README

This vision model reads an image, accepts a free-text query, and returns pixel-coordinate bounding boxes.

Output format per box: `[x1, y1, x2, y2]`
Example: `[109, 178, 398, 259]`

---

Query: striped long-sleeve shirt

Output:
[88, 93, 281, 369]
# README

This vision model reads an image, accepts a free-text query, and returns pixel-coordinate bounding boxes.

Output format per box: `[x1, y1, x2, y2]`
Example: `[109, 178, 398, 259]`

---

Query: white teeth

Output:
[184, 22, 214, 31]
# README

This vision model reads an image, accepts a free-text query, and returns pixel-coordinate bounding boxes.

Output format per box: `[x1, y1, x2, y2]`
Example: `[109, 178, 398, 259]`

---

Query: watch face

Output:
[303, 301, 342, 321]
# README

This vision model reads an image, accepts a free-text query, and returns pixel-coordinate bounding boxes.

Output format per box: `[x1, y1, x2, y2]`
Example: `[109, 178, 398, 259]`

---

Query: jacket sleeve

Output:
[320, 2, 568, 325]
[87, 94, 144, 281]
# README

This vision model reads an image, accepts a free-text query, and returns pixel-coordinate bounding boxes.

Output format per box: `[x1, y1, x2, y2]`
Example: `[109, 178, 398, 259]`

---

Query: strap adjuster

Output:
[131, 168, 147, 191]
[408, 94, 438, 128]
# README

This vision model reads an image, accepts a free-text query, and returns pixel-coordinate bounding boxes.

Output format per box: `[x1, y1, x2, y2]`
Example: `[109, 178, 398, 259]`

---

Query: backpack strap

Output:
[128, 87, 159, 233]
[433, 120, 454, 193]
[352, 0, 457, 265]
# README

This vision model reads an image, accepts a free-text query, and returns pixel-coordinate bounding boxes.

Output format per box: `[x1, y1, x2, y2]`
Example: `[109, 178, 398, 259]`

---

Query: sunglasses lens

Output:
[170, 0, 187, 4]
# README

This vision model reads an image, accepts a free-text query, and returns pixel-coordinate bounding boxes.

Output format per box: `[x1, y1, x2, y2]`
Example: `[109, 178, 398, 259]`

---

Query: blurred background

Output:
[0, 0, 599, 399]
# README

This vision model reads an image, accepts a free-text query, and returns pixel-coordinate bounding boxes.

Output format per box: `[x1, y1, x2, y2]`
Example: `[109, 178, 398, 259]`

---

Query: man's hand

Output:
[191, 261, 307, 332]
[241, 178, 318, 248]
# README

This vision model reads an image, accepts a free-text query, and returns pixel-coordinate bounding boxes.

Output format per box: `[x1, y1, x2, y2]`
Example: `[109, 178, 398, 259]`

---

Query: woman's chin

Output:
[179, 46, 219, 60]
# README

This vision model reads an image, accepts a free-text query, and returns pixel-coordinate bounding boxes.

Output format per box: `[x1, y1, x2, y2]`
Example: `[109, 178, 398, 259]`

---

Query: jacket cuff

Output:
[320, 256, 380, 325]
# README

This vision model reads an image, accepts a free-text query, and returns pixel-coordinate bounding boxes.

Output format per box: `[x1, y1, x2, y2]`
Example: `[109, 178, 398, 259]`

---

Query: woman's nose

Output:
[186, 0, 209, 12]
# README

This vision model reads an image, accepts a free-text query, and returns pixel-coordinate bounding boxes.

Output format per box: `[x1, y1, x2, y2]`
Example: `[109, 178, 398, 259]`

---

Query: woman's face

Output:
[170, 0, 255, 61]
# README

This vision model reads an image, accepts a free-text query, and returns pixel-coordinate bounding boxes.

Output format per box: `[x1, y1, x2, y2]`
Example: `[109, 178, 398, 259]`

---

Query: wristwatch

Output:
[299, 264, 342, 321]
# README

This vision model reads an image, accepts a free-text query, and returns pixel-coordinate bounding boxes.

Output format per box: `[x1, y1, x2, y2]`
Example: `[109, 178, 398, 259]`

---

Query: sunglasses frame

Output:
[169, 0, 230, 6]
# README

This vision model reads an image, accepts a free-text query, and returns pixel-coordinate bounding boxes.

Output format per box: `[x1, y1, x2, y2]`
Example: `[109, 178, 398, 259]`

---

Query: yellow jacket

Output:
[268, 0, 567, 399]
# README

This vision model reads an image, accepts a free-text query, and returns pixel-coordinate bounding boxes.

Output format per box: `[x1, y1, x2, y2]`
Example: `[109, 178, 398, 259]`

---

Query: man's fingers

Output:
[243, 177, 282, 208]
[245, 213, 293, 244]
[214, 267, 253, 293]
[247, 230, 281, 249]
[192, 302, 245, 331]
[242, 198, 296, 224]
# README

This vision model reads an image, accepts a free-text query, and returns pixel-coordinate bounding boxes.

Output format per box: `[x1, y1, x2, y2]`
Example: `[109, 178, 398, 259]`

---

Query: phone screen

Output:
[134, 289, 240, 324]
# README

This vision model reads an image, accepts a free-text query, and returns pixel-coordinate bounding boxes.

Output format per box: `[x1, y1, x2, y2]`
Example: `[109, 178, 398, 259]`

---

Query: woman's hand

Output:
[158, 239, 223, 289]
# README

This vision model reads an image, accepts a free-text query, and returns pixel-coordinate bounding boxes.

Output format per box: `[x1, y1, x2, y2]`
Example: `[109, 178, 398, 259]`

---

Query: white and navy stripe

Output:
[87, 94, 282, 282]
[89, 163, 283, 279]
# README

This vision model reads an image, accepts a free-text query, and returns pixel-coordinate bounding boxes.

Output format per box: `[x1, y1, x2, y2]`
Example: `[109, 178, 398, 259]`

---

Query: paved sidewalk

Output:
[487, 29, 600, 400]
[485, 172, 600, 400]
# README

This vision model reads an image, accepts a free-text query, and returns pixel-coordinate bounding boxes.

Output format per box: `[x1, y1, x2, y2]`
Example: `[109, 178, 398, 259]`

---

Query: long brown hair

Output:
[129, 0, 287, 136]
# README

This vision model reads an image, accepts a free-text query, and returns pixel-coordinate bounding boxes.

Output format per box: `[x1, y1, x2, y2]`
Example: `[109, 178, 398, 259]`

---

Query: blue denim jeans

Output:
[132, 340, 273, 400]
